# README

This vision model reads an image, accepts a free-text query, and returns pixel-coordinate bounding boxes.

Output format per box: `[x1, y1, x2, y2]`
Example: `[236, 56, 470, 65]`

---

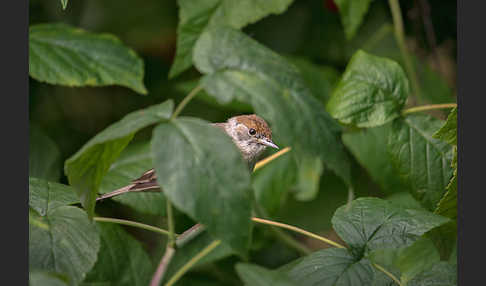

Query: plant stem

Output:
[373, 263, 402, 285]
[93, 217, 174, 237]
[251, 217, 345, 249]
[176, 223, 206, 248]
[165, 240, 222, 286]
[253, 147, 291, 171]
[170, 85, 203, 120]
[166, 199, 176, 247]
[150, 246, 175, 286]
[388, 0, 422, 102]
[402, 103, 457, 115]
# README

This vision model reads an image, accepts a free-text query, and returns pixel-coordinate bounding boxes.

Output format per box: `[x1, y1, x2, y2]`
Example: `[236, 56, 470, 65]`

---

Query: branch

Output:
[402, 103, 457, 115]
[150, 246, 175, 286]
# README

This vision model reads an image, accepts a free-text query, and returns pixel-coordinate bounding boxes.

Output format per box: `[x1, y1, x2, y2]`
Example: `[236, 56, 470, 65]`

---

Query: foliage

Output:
[29, 0, 457, 285]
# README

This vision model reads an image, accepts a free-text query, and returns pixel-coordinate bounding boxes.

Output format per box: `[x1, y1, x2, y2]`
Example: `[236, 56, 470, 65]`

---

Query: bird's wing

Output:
[96, 168, 160, 201]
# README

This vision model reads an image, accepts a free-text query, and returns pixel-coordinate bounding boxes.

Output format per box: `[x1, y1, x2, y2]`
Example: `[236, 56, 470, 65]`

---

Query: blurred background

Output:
[29, 0, 456, 283]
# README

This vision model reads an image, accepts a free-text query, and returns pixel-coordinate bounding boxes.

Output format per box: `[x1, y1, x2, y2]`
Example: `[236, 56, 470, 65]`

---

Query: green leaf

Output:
[286, 57, 341, 104]
[29, 24, 147, 94]
[60, 0, 68, 10]
[169, 0, 294, 78]
[29, 206, 100, 285]
[407, 262, 457, 286]
[99, 142, 165, 215]
[252, 152, 296, 215]
[194, 26, 352, 186]
[327, 50, 410, 128]
[369, 238, 440, 285]
[342, 123, 409, 195]
[294, 154, 323, 201]
[151, 117, 252, 257]
[434, 169, 457, 220]
[29, 125, 62, 181]
[236, 263, 297, 286]
[387, 114, 454, 210]
[331, 197, 449, 255]
[83, 223, 153, 286]
[433, 107, 457, 146]
[163, 231, 234, 284]
[29, 177, 79, 216]
[65, 100, 173, 218]
[334, 0, 373, 40]
[285, 248, 374, 286]
[29, 272, 69, 286]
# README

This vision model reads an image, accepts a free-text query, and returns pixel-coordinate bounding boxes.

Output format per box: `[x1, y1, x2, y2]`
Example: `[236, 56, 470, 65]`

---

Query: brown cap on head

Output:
[233, 114, 272, 139]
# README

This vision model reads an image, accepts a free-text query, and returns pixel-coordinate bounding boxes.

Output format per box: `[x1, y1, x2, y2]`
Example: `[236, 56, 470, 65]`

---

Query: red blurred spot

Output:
[324, 0, 339, 12]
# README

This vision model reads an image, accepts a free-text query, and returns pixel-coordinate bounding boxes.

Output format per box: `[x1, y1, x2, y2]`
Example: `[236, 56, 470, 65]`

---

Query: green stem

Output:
[166, 199, 176, 248]
[388, 0, 422, 102]
[93, 217, 174, 237]
[165, 240, 222, 286]
[252, 217, 345, 249]
[373, 263, 402, 285]
[170, 85, 203, 120]
[362, 24, 393, 51]
[402, 103, 457, 115]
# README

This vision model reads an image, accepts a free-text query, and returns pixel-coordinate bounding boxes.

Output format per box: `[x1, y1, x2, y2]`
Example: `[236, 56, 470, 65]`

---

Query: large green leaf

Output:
[285, 248, 374, 286]
[342, 123, 409, 195]
[294, 154, 324, 201]
[65, 100, 173, 218]
[194, 26, 352, 185]
[387, 114, 454, 210]
[169, 0, 294, 78]
[29, 206, 100, 285]
[163, 231, 234, 284]
[334, 0, 373, 40]
[331, 198, 449, 256]
[407, 262, 457, 286]
[327, 50, 410, 128]
[236, 263, 297, 286]
[29, 24, 147, 94]
[433, 107, 457, 146]
[83, 223, 153, 286]
[29, 126, 62, 181]
[151, 117, 252, 257]
[369, 238, 440, 285]
[29, 177, 79, 216]
[99, 142, 165, 215]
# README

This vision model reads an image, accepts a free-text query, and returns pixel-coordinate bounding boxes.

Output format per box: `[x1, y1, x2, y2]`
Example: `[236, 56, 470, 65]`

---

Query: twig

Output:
[402, 103, 457, 115]
[150, 246, 175, 286]
[176, 223, 206, 248]
[373, 263, 402, 285]
[93, 217, 175, 237]
[170, 85, 203, 120]
[253, 147, 291, 171]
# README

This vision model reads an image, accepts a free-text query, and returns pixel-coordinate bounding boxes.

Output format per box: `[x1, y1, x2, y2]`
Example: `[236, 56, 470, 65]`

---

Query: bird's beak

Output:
[258, 139, 279, 149]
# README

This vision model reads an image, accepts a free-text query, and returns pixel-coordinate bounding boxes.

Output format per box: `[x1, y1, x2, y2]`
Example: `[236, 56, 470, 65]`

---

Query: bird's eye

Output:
[249, 128, 256, 135]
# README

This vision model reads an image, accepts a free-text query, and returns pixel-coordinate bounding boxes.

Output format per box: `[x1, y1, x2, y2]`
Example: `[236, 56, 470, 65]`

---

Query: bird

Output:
[96, 114, 278, 201]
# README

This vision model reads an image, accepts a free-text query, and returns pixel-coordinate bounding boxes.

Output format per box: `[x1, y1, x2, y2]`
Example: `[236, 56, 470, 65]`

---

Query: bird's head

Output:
[222, 114, 279, 167]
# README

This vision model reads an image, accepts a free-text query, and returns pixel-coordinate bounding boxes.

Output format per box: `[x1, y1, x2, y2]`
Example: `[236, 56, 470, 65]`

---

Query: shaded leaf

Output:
[29, 177, 79, 216]
[65, 100, 173, 218]
[334, 0, 373, 40]
[407, 262, 457, 286]
[236, 263, 297, 286]
[194, 26, 352, 185]
[387, 114, 454, 210]
[294, 154, 323, 201]
[151, 117, 252, 257]
[331, 197, 449, 255]
[29, 271, 69, 286]
[170, 0, 294, 78]
[342, 123, 409, 195]
[285, 248, 374, 286]
[29, 207, 100, 285]
[29, 125, 62, 181]
[433, 107, 457, 146]
[29, 24, 147, 94]
[83, 223, 153, 286]
[99, 142, 165, 215]
[327, 50, 410, 128]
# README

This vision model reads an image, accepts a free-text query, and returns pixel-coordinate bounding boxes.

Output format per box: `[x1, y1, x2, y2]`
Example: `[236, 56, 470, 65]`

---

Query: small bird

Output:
[97, 114, 278, 201]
